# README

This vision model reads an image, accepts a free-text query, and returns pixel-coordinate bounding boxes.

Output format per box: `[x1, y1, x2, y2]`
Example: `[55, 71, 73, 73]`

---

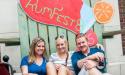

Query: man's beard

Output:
[80, 45, 88, 52]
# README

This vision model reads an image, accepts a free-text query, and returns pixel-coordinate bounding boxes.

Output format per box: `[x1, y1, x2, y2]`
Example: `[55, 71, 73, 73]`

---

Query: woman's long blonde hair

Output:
[28, 37, 47, 64]
[55, 35, 69, 66]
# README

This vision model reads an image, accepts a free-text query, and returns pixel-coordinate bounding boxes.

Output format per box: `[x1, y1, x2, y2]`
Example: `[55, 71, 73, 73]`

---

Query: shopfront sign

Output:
[20, 0, 82, 33]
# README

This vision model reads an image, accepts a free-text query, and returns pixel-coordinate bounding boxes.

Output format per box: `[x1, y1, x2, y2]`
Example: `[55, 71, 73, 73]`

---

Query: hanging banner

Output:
[85, 29, 98, 47]
[20, 0, 83, 33]
[80, 2, 96, 34]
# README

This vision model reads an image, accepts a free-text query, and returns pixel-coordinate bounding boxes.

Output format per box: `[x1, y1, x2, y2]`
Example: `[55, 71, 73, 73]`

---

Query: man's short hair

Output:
[75, 33, 88, 42]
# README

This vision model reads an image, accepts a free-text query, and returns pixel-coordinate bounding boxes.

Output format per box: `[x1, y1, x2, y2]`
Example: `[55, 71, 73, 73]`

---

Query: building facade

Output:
[0, 0, 125, 75]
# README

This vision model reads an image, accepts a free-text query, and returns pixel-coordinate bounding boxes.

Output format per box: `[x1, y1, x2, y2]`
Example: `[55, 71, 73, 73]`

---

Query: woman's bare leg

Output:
[46, 62, 57, 75]
[58, 66, 67, 75]
[58, 65, 74, 75]
[66, 68, 74, 75]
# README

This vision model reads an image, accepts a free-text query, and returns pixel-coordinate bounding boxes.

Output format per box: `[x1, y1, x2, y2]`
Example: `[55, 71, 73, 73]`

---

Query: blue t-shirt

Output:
[71, 48, 106, 75]
[20, 56, 47, 75]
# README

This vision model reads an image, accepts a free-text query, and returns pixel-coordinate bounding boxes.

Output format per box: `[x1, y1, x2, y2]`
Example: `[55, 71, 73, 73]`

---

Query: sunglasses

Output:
[76, 33, 85, 38]
[55, 35, 64, 40]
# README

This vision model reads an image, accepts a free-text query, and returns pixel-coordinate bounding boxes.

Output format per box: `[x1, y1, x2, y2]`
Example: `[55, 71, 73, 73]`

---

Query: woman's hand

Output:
[54, 64, 62, 70]
[96, 44, 104, 51]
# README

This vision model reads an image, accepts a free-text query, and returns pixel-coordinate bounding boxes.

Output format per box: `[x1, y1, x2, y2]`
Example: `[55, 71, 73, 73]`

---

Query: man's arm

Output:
[77, 58, 85, 68]
[77, 52, 104, 69]
[77, 56, 98, 69]
[86, 52, 104, 62]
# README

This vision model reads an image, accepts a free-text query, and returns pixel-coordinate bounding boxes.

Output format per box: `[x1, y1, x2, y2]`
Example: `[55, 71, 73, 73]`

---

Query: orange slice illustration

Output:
[93, 1, 114, 23]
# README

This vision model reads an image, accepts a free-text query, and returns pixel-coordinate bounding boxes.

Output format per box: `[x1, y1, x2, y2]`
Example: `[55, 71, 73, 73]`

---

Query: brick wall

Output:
[118, 0, 125, 55]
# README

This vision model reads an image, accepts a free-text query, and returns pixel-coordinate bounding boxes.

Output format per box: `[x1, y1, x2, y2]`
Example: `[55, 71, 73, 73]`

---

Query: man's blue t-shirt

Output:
[20, 56, 47, 75]
[71, 48, 106, 75]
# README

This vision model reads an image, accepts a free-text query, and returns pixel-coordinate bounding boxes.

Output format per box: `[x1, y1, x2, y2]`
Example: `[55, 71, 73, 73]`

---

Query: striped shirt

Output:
[49, 51, 74, 70]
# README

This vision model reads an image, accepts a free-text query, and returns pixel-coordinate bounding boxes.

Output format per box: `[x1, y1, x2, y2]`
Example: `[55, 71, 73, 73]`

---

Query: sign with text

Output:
[20, 0, 83, 33]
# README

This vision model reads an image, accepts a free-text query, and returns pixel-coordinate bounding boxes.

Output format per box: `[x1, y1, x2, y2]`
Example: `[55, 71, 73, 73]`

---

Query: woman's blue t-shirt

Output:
[20, 56, 47, 75]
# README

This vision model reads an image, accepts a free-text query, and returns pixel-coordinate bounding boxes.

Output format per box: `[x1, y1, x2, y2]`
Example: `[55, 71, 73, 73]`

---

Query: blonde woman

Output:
[48, 35, 74, 75]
